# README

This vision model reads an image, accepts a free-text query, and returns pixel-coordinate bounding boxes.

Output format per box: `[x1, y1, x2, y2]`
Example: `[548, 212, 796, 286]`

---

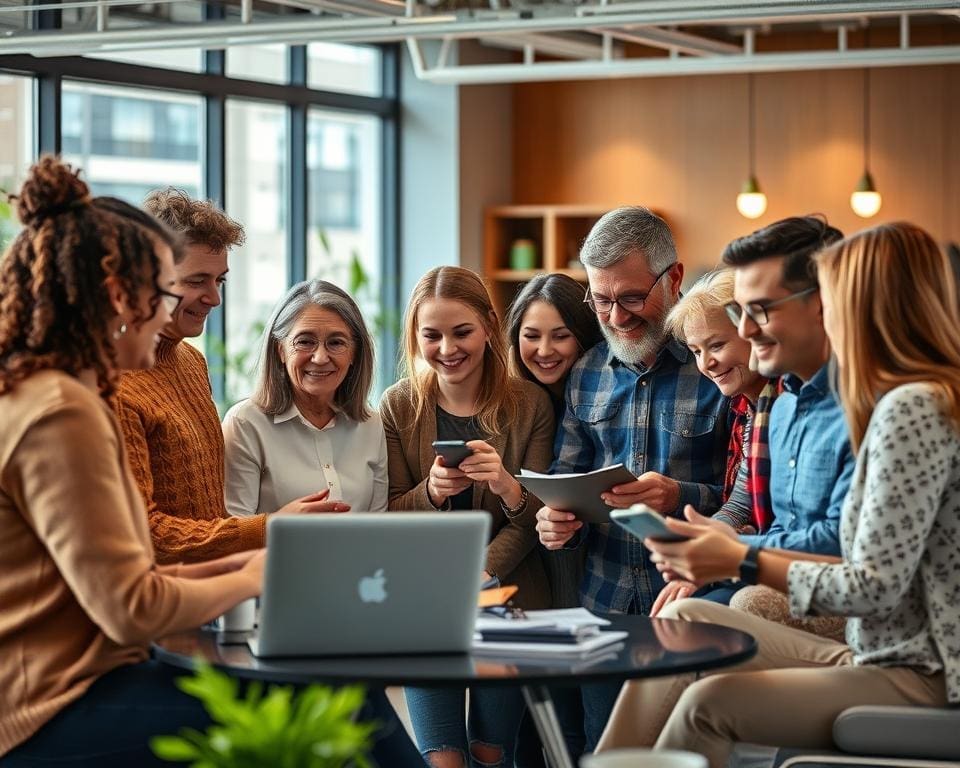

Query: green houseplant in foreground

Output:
[150, 664, 378, 768]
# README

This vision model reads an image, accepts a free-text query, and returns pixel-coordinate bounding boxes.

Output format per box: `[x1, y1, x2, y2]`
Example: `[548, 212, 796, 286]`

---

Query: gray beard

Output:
[598, 281, 674, 367]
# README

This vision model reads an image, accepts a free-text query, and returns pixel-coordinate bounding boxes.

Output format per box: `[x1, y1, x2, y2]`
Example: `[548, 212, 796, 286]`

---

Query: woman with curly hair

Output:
[0, 157, 266, 766]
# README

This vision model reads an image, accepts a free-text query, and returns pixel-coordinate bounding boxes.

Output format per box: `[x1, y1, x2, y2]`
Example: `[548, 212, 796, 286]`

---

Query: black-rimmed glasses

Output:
[158, 289, 183, 314]
[724, 286, 818, 327]
[583, 263, 675, 316]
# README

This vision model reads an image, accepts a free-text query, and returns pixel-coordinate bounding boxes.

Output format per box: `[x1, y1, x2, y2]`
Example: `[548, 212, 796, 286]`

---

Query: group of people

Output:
[0, 154, 957, 768]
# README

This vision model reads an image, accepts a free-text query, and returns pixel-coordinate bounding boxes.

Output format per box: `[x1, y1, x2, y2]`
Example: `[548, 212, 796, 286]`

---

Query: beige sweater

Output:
[0, 371, 233, 756]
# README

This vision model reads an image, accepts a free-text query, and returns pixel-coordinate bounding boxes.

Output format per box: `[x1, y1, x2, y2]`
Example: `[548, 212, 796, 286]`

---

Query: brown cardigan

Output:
[379, 377, 555, 609]
[0, 371, 244, 756]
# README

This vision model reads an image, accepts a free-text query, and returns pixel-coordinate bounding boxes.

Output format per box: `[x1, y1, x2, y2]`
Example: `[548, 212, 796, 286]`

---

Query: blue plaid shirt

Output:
[552, 338, 729, 614]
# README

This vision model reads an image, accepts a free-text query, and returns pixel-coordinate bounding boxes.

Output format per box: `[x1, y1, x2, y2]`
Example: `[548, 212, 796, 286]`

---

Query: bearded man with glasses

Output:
[534, 206, 731, 754]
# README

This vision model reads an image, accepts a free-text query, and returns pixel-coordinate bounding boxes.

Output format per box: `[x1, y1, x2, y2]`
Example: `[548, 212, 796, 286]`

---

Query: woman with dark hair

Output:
[0, 157, 265, 766]
[505, 273, 602, 421]
[222, 278, 386, 515]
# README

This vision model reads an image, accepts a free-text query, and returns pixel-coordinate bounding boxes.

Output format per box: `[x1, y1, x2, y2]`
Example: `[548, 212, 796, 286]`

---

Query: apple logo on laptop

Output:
[358, 569, 387, 603]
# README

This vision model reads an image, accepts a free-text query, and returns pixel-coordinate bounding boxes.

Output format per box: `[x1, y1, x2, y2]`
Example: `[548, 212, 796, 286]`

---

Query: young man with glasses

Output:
[535, 206, 730, 752]
[651, 215, 856, 619]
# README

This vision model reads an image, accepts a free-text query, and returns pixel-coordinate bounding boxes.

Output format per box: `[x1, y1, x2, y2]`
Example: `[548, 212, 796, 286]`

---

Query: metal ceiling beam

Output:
[409, 43, 960, 84]
[595, 26, 742, 56]
[478, 32, 620, 60]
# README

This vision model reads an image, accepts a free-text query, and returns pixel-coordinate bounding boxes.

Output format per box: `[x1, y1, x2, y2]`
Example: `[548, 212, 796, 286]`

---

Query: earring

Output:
[113, 323, 127, 340]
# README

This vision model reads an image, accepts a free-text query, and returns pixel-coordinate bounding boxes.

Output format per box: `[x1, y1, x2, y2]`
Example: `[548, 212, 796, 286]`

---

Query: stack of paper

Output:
[473, 608, 628, 657]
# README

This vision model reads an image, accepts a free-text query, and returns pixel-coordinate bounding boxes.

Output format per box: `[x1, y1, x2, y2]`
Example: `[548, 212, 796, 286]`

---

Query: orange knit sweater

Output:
[115, 336, 265, 564]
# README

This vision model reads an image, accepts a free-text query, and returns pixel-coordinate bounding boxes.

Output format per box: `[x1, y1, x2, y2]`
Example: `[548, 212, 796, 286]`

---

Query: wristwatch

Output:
[739, 545, 762, 585]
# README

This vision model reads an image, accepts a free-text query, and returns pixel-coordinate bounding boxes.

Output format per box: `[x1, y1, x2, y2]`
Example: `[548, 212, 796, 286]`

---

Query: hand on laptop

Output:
[427, 455, 472, 508]
[274, 489, 351, 516]
[536, 505, 582, 550]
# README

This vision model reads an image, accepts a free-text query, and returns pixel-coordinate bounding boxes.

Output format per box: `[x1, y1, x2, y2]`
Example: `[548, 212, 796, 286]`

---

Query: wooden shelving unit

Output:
[483, 204, 609, 315]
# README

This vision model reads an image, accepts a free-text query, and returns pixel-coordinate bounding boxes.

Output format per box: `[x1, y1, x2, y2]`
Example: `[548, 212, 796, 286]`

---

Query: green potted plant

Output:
[151, 663, 378, 767]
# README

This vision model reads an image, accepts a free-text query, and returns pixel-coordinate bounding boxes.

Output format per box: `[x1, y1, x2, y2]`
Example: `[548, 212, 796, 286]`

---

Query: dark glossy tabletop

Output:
[154, 615, 756, 688]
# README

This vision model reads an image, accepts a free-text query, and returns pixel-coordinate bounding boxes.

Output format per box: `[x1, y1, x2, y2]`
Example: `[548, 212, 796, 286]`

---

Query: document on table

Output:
[473, 608, 627, 658]
[514, 464, 637, 524]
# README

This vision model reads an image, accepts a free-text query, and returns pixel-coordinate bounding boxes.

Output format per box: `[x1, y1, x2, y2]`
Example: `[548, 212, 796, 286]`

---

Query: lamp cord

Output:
[863, 68, 871, 174]
[748, 73, 756, 177]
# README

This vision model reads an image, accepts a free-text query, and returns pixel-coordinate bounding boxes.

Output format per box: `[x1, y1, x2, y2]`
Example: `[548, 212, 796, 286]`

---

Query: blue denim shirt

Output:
[552, 338, 729, 613]
[740, 364, 854, 555]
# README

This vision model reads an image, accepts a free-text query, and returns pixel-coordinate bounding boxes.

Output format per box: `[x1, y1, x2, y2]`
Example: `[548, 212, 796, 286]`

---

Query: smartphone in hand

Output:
[432, 439, 474, 468]
[610, 504, 690, 543]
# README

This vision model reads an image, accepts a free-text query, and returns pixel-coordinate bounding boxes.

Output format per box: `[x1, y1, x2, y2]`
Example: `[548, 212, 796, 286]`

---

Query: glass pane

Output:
[307, 43, 382, 97]
[61, 81, 203, 206]
[225, 99, 289, 409]
[226, 43, 288, 84]
[0, 74, 35, 252]
[306, 109, 383, 396]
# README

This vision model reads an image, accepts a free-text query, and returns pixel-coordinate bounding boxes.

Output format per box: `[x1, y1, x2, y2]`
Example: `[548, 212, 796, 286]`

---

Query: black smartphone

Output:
[432, 439, 474, 467]
[610, 504, 690, 542]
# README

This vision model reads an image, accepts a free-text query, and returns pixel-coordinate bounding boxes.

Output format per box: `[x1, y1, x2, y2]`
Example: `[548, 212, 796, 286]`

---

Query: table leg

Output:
[522, 684, 575, 768]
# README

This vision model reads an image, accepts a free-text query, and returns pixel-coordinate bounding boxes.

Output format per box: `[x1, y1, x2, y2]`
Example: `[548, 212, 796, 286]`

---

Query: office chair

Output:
[774, 705, 960, 768]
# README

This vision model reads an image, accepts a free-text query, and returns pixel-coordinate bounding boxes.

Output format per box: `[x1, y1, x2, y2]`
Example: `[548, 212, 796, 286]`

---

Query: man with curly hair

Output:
[115, 189, 342, 565]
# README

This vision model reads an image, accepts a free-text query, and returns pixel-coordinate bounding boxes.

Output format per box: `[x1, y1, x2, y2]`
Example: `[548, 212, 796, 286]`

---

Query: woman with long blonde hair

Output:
[380, 265, 555, 768]
[594, 222, 960, 767]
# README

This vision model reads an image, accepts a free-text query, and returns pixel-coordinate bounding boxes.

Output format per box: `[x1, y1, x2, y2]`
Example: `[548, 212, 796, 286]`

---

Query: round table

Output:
[155, 614, 756, 768]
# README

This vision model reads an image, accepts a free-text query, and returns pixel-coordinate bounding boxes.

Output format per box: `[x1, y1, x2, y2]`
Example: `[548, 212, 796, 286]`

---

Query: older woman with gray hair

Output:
[222, 279, 388, 516]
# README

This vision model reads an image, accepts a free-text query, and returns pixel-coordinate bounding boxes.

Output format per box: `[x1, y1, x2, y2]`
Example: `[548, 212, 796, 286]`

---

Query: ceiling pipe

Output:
[594, 26, 741, 56]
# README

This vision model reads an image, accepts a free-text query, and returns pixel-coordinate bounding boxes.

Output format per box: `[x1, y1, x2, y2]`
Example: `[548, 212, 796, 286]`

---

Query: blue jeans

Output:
[1, 660, 424, 768]
[404, 686, 526, 767]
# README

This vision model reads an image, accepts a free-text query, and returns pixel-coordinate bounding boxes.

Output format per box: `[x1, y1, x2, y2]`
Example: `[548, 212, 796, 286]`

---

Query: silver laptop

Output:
[247, 512, 489, 658]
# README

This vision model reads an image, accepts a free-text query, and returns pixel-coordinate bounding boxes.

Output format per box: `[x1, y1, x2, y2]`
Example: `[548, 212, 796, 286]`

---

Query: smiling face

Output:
[732, 257, 828, 381]
[164, 242, 228, 340]
[683, 309, 762, 400]
[114, 241, 178, 371]
[416, 297, 490, 389]
[585, 252, 682, 366]
[279, 305, 355, 407]
[517, 300, 581, 387]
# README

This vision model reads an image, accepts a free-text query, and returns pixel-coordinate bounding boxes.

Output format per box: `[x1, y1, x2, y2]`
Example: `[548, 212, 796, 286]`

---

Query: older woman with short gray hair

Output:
[222, 279, 388, 516]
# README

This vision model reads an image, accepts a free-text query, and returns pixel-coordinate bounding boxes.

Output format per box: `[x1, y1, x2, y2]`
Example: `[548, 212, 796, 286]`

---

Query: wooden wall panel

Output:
[512, 64, 960, 273]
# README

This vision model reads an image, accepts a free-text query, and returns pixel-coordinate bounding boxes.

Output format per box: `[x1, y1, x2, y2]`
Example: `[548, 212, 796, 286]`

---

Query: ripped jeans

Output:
[404, 686, 527, 767]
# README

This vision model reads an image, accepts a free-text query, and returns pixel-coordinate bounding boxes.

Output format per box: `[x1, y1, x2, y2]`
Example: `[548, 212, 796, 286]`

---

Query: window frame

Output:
[0, 36, 401, 406]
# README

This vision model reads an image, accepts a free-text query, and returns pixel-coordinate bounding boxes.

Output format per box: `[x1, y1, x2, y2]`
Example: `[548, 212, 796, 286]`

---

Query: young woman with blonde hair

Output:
[595, 222, 960, 767]
[380, 265, 555, 768]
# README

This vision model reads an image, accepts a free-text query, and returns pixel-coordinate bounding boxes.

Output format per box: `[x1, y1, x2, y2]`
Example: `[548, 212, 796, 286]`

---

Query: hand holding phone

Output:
[610, 504, 690, 543]
[432, 439, 474, 467]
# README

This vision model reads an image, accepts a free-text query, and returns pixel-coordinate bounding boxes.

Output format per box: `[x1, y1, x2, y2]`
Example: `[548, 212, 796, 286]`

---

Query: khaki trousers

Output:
[596, 599, 946, 768]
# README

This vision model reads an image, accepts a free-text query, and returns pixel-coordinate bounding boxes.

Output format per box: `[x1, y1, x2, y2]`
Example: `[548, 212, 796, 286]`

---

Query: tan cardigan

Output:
[0, 372, 236, 756]
[379, 377, 555, 609]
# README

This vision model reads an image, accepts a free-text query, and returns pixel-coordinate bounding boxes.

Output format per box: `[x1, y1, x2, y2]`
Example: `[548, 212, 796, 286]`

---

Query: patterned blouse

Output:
[788, 383, 960, 703]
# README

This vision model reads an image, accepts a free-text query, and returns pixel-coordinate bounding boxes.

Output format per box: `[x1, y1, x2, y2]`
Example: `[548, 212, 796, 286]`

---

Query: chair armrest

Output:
[833, 705, 960, 760]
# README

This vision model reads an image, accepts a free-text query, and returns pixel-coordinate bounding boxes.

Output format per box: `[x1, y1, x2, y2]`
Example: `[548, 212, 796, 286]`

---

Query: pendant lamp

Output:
[737, 73, 767, 220]
[851, 68, 882, 218]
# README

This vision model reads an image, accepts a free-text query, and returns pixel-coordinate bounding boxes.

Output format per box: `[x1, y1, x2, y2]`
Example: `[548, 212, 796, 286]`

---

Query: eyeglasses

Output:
[583, 263, 675, 316]
[288, 334, 353, 356]
[724, 286, 818, 327]
[158, 289, 183, 314]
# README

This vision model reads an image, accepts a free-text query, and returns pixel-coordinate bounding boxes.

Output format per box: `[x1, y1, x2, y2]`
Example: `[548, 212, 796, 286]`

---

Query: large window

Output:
[224, 99, 290, 407]
[0, 74, 34, 251]
[0, 40, 396, 412]
[61, 82, 203, 205]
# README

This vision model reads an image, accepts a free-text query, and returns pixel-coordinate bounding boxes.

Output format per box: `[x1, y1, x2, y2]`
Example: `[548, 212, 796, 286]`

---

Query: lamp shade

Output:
[850, 171, 882, 218]
[736, 176, 767, 219]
